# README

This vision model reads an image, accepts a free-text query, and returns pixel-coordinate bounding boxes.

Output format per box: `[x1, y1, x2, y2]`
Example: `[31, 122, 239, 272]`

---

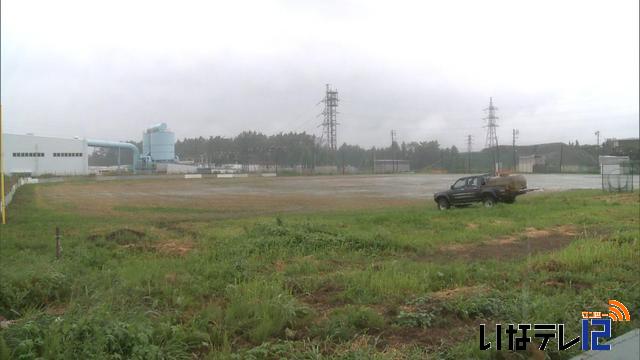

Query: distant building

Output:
[604, 138, 640, 160]
[3, 134, 89, 176]
[517, 155, 545, 173]
[374, 159, 410, 173]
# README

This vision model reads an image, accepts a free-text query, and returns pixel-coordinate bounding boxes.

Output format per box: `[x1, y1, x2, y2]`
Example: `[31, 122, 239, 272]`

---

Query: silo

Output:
[142, 123, 175, 161]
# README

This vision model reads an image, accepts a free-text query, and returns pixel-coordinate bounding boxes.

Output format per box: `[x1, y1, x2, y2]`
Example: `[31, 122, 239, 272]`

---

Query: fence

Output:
[601, 161, 636, 192]
[1, 177, 38, 219]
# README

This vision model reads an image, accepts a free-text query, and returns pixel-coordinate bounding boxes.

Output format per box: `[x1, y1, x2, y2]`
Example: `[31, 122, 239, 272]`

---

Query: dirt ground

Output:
[37, 177, 426, 217]
[432, 225, 580, 261]
[37, 173, 626, 217]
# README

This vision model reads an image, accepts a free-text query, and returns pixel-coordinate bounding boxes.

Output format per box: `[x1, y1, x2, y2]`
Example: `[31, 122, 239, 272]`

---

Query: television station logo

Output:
[480, 299, 631, 352]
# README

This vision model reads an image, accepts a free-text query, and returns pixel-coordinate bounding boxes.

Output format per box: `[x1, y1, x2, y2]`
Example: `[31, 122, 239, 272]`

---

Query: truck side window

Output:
[452, 179, 466, 189]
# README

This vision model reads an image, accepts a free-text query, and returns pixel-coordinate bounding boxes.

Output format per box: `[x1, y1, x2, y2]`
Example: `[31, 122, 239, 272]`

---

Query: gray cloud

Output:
[1, 0, 638, 149]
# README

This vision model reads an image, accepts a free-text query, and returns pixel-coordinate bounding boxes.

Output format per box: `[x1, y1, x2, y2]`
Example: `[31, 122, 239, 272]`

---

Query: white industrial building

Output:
[3, 134, 90, 176]
[2, 124, 176, 176]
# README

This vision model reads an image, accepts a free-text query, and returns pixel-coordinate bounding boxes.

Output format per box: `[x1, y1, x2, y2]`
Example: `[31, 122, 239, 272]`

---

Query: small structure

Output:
[599, 156, 634, 192]
[599, 155, 629, 175]
[517, 155, 545, 173]
[374, 159, 410, 173]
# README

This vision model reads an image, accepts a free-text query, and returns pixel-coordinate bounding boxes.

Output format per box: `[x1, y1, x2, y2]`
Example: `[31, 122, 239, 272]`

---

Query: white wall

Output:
[3, 134, 89, 176]
[155, 163, 197, 174]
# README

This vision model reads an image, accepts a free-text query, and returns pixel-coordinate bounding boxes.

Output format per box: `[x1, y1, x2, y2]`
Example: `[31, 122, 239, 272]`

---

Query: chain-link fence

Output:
[601, 160, 636, 192]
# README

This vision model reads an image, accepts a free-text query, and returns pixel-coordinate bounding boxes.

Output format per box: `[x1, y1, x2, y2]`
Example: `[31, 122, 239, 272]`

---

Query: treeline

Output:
[89, 131, 635, 173]
[175, 131, 466, 172]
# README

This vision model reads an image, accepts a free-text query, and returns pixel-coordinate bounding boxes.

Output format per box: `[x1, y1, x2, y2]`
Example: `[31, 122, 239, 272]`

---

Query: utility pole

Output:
[0, 104, 5, 224]
[391, 130, 397, 173]
[484, 97, 500, 175]
[311, 135, 316, 174]
[512, 129, 519, 172]
[466, 135, 473, 173]
[595, 131, 601, 160]
[372, 150, 376, 174]
[559, 143, 564, 173]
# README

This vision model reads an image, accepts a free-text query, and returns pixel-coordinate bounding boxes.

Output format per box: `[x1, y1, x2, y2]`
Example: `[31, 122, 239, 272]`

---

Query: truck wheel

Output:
[437, 198, 450, 210]
[483, 196, 496, 208]
[503, 196, 516, 204]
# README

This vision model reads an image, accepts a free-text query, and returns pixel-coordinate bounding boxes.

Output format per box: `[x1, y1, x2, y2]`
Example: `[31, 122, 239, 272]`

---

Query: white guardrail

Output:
[1, 177, 38, 216]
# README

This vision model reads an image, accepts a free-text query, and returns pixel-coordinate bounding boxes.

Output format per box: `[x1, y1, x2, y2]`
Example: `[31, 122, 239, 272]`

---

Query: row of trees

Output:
[92, 131, 636, 173]
[174, 131, 468, 172]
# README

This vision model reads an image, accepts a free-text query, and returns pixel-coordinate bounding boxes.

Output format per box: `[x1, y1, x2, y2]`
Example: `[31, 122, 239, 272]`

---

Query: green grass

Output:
[0, 184, 638, 359]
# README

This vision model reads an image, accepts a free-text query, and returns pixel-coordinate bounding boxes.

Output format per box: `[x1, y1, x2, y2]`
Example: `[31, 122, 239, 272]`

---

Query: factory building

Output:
[2, 123, 176, 176]
[3, 134, 90, 176]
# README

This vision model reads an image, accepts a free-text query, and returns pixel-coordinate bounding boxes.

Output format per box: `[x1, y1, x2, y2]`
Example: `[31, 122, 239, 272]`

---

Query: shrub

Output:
[224, 280, 309, 343]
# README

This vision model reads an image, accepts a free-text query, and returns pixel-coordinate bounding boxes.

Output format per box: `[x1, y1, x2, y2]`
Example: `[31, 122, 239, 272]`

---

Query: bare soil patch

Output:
[87, 228, 194, 256]
[429, 225, 579, 262]
[381, 317, 477, 349]
[594, 192, 639, 204]
[428, 285, 490, 302]
[155, 240, 195, 256]
[87, 228, 146, 245]
[300, 283, 346, 318]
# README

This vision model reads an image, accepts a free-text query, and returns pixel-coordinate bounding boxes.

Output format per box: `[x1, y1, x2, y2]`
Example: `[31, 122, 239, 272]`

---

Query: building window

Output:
[53, 152, 83, 157]
[12, 152, 45, 157]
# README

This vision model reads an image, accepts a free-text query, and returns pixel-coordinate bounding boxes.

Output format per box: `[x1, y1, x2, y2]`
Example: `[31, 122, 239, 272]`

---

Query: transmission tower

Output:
[483, 97, 500, 175]
[466, 135, 473, 173]
[319, 84, 339, 151]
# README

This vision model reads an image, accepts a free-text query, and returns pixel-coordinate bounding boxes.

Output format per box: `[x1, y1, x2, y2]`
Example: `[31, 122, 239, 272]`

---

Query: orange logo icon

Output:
[603, 300, 630, 321]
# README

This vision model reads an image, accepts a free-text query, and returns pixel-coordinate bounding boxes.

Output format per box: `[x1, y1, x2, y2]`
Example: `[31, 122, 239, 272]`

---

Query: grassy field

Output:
[0, 180, 638, 359]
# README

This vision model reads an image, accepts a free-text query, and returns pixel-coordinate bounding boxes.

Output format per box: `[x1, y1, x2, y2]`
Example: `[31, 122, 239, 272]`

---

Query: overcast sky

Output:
[1, 0, 638, 149]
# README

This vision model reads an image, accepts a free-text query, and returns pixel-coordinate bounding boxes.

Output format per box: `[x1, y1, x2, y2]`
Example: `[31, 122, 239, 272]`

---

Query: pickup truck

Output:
[433, 174, 529, 210]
